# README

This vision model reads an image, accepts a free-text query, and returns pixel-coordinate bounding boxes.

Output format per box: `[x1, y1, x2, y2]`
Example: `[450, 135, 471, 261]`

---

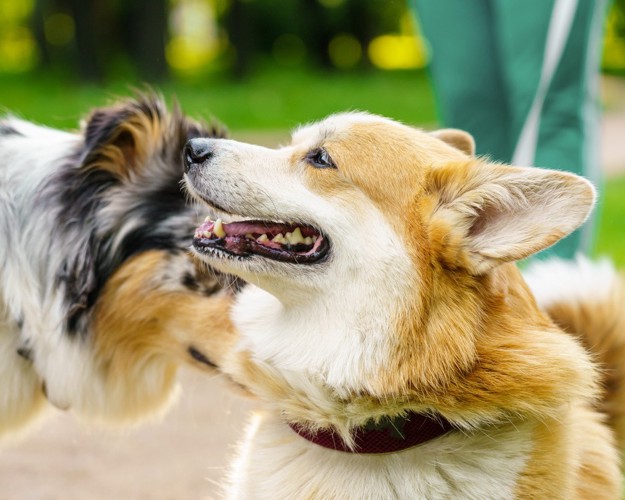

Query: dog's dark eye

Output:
[306, 148, 336, 169]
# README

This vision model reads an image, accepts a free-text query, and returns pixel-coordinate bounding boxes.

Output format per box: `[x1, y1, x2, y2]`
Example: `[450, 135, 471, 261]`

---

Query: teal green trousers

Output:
[412, 0, 609, 259]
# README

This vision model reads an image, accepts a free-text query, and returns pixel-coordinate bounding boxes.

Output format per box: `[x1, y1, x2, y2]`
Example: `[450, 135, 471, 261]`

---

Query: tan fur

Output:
[83, 99, 192, 180]
[542, 270, 625, 468]
[187, 113, 621, 497]
[0, 95, 237, 439]
[94, 251, 238, 370]
[86, 109, 158, 179]
[431, 128, 476, 156]
[84, 250, 238, 423]
[515, 405, 619, 499]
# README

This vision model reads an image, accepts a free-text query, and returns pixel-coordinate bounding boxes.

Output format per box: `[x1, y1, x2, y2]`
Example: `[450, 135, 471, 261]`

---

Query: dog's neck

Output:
[225, 407, 535, 499]
[289, 411, 455, 454]
[232, 279, 409, 397]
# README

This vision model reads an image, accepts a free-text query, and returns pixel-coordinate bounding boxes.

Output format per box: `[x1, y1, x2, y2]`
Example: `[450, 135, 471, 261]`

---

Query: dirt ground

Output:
[2, 79, 625, 500]
[0, 370, 254, 500]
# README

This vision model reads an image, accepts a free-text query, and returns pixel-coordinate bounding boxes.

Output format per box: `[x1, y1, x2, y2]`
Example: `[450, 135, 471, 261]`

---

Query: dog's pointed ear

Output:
[428, 161, 596, 274]
[430, 129, 475, 156]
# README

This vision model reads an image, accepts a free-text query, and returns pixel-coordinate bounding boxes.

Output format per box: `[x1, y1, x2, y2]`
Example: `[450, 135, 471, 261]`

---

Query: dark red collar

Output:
[288, 412, 455, 454]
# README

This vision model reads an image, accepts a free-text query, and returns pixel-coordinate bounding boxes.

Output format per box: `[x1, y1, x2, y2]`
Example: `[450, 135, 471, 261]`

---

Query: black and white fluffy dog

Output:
[0, 95, 231, 439]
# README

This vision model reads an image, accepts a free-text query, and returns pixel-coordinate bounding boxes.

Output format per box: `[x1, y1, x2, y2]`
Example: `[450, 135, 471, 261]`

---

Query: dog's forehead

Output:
[291, 112, 399, 147]
[291, 112, 458, 163]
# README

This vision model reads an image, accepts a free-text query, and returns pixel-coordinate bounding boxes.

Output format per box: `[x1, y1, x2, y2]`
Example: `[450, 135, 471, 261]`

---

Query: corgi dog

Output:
[184, 112, 622, 498]
[0, 95, 235, 440]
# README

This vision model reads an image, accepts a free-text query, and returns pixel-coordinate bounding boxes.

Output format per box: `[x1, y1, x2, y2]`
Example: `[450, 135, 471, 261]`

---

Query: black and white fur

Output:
[0, 95, 230, 439]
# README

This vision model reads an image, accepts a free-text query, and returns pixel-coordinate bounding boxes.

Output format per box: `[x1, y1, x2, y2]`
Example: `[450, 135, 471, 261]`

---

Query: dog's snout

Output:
[184, 139, 214, 172]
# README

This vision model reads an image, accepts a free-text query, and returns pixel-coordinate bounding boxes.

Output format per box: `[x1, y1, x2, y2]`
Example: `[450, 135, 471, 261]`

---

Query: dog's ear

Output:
[81, 95, 167, 180]
[428, 161, 595, 274]
[81, 95, 226, 180]
[430, 129, 475, 156]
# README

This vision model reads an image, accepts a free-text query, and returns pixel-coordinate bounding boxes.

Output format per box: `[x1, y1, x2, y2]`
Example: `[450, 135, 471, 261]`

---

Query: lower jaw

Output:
[192, 239, 329, 265]
[192, 244, 248, 260]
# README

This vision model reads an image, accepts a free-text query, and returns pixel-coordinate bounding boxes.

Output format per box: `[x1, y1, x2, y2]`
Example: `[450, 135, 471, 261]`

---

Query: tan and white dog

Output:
[184, 112, 623, 498]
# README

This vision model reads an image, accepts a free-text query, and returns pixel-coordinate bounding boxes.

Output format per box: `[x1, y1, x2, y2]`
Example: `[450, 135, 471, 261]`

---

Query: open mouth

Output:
[193, 217, 329, 264]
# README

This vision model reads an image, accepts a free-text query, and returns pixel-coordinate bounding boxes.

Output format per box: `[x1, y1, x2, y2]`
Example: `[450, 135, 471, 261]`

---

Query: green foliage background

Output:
[0, 0, 623, 264]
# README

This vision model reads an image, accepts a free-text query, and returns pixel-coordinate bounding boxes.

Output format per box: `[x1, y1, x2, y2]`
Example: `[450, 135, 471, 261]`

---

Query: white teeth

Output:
[289, 227, 305, 244]
[266, 228, 316, 246]
[283, 227, 306, 245]
[272, 233, 286, 244]
[198, 220, 317, 247]
[196, 230, 212, 239]
[196, 219, 322, 246]
[213, 218, 226, 238]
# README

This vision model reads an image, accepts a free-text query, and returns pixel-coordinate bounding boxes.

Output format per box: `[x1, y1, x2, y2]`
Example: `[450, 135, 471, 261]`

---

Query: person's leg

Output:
[535, 0, 609, 258]
[412, 0, 512, 162]
[494, 0, 563, 168]
[496, 0, 609, 258]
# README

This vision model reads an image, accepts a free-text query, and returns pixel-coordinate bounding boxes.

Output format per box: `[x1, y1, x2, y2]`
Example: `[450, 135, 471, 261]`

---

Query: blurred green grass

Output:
[596, 176, 625, 266]
[0, 68, 436, 130]
[1, 67, 623, 264]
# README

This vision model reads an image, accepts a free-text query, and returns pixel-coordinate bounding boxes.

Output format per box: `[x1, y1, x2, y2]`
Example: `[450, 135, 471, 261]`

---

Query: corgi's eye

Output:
[306, 148, 336, 169]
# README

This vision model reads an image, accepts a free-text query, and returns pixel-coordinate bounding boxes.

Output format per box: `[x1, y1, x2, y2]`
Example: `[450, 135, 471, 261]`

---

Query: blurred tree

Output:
[32, 0, 51, 69]
[66, 0, 104, 81]
[602, 0, 625, 73]
[224, 0, 255, 78]
[31, 0, 169, 81]
[6, 0, 625, 79]
[615, 0, 625, 29]
[124, 0, 168, 80]
[299, 0, 334, 69]
[221, 0, 407, 76]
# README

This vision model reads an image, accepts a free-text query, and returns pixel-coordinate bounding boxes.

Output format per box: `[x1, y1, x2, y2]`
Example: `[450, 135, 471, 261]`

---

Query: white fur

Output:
[188, 135, 415, 395]
[0, 121, 90, 418]
[0, 304, 49, 437]
[0, 120, 139, 423]
[0, 122, 101, 399]
[0, 110, 205, 436]
[185, 114, 552, 498]
[227, 410, 533, 500]
[523, 255, 617, 308]
[292, 111, 398, 146]
[184, 113, 614, 498]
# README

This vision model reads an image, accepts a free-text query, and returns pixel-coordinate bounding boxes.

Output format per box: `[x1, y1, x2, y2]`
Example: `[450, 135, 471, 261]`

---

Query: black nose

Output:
[184, 139, 214, 172]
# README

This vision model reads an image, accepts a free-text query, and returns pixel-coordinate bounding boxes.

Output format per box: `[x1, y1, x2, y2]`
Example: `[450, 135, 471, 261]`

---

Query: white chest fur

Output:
[225, 411, 533, 500]
[232, 285, 404, 396]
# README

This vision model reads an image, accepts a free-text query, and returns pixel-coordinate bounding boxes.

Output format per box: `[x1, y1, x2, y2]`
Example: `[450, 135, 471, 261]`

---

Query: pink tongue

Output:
[196, 220, 277, 236]
[222, 221, 274, 236]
